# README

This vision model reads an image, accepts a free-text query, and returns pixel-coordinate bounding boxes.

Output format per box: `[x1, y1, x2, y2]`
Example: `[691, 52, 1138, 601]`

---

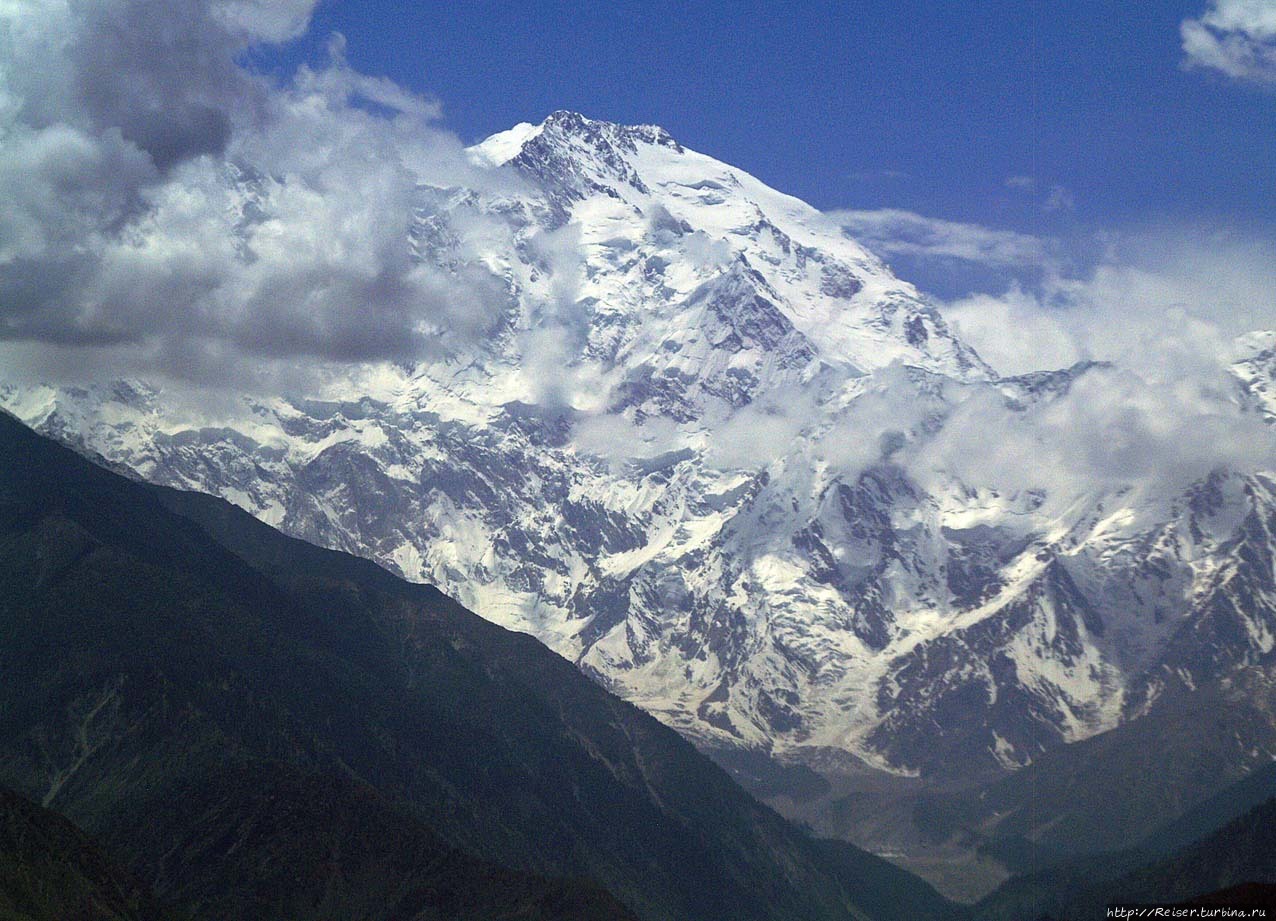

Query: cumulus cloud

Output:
[815, 206, 1276, 508]
[0, 0, 515, 389]
[702, 384, 820, 470]
[696, 326, 1276, 517]
[912, 227, 1276, 509]
[907, 361, 1276, 515]
[1182, 0, 1276, 85]
[941, 228, 1276, 375]
[827, 208, 1052, 270]
[825, 201, 1276, 382]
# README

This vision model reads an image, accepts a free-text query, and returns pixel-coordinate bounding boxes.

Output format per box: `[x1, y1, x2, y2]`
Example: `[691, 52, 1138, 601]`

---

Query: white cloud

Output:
[1043, 184, 1075, 213]
[939, 285, 1082, 374]
[573, 411, 685, 468]
[0, 0, 518, 389]
[824, 202, 1276, 380]
[702, 384, 820, 470]
[941, 227, 1276, 375]
[1182, 0, 1276, 85]
[827, 208, 1051, 269]
[908, 359, 1276, 515]
[1001, 177, 1073, 212]
[821, 209, 1276, 507]
[212, 0, 316, 42]
[556, 186, 1276, 541]
[848, 168, 911, 183]
[923, 227, 1276, 507]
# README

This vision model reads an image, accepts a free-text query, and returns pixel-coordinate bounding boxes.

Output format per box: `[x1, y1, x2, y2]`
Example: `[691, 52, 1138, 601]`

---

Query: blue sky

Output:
[264, 0, 1276, 247]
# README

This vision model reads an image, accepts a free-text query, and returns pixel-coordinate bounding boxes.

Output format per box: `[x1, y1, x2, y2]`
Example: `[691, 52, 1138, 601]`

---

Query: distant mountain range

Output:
[0, 409, 959, 921]
[5, 111, 1276, 893]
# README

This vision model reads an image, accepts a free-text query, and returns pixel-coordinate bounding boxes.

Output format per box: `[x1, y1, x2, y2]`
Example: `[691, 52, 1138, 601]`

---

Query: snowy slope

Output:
[5, 111, 1276, 779]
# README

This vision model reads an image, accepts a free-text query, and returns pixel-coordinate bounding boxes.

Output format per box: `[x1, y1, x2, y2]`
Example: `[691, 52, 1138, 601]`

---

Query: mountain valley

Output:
[5, 111, 1276, 900]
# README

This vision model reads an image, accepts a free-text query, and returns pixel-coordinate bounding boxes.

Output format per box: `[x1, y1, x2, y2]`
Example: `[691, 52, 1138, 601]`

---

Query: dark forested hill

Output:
[978, 795, 1276, 921]
[0, 784, 174, 921]
[0, 410, 956, 921]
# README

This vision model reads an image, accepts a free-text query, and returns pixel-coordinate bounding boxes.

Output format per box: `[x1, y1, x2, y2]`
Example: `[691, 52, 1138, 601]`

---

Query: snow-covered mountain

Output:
[6, 111, 1276, 779]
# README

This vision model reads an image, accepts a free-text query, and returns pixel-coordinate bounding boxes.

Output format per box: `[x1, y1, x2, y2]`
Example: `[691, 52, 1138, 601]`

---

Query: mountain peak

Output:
[541, 110, 682, 150]
[469, 111, 682, 168]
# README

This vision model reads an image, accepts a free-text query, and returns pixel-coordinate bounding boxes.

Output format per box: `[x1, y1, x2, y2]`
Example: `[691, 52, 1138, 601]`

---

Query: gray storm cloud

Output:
[0, 0, 513, 384]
